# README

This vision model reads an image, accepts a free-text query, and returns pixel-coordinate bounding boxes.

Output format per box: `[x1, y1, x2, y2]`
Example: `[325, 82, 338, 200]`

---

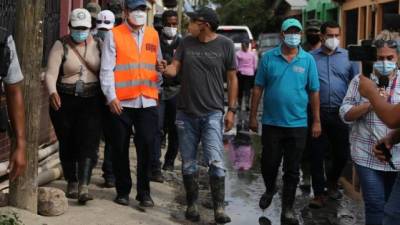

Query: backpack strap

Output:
[59, 35, 69, 65]
[58, 35, 102, 77]
[57, 35, 70, 78]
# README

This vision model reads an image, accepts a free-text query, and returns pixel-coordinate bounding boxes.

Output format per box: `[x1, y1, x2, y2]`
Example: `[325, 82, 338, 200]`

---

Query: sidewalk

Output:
[0, 143, 188, 225]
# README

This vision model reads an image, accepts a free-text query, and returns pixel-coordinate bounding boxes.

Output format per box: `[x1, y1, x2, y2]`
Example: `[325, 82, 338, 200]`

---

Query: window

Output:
[345, 9, 358, 47]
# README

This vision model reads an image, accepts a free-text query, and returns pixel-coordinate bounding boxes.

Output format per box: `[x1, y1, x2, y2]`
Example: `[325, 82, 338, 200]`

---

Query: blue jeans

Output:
[384, 173, 400, 225]
[176, 111, 225, 177]
[355, 164, 397, 224]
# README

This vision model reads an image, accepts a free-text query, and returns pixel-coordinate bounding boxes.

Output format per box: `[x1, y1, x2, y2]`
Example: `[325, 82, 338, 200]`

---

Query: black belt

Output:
[56, 82, 101, 98]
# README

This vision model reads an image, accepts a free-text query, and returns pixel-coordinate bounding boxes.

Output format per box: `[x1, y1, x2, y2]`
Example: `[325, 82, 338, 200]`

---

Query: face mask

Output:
[163, 27, 178, 38]
[70, 29, 90, 43]
[324, 37, 340, 51]
[283, 34, 301, 48]
[306, 34, 320, 45]
[129, 10, 147, 26]
[373, 60, 397, 76]
[97, 30, 108, 40]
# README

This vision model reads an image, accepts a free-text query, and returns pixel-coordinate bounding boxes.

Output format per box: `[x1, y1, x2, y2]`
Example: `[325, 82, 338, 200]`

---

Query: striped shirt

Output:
[340, 73, 400, 171]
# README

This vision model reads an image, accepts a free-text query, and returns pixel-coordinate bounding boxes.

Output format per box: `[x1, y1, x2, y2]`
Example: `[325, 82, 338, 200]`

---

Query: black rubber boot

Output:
[210, 176, 231, 224]
[61, 161, 78, 199]
[259, 190, 276, 210]
[183, 174, 200, 222]
[281, 186, 298, 225]
[281, 208, 298, 225]
[78, 158, 94, 205]
[66, 182, 78, 199]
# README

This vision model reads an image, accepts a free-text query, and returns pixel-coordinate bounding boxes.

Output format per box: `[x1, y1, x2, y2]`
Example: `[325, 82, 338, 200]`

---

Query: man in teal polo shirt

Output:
[249, 18, 321, 224]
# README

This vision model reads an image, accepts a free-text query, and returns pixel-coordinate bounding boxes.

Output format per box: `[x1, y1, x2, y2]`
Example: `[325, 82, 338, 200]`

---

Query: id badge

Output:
[75, 80, 84, 96]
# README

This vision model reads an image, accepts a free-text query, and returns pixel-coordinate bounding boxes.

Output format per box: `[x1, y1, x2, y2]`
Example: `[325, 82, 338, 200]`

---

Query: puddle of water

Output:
[224, 134, 282, 225]
[223, 133, 365, 225]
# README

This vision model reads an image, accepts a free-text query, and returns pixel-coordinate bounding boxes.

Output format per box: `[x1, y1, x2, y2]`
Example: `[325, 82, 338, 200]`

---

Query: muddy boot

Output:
[281, 207, 298, 225]
[183, 174, 200, 222]
[259, 190, 275, 210]
[66, 182, 78, 199]
[78, 158, 94, 205]
[281, 186, 298, 225]
[61, 161, 78, 199]
[210, 176, 231, 224]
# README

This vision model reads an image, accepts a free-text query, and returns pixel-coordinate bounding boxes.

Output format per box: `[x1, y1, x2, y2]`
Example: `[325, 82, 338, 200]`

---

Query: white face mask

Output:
[129, 10, 147, 26]
[324, 37, 340, 51]
[163, 27, 178, 38]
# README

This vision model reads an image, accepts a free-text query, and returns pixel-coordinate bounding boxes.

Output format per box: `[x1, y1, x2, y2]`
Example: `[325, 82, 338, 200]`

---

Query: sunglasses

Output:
[96, 20, 113, 25]
[373, 39, 398, 49]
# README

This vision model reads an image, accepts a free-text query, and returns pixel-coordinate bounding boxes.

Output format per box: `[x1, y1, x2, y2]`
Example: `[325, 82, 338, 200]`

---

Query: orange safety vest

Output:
[112, 24, 159, 101]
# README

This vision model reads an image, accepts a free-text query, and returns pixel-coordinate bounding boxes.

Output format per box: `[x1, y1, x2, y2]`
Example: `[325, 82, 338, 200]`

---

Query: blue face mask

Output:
[70, 29, 90, 43]
[284, 34, 301, 48]
[373, 60, 397, 76]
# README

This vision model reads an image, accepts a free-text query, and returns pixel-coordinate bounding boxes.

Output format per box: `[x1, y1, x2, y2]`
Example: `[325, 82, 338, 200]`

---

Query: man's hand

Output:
[249, 115, 258, 132]
[359, 75, 378, 98]
[224, 111, 235, 132]
[311, 121, 322, 138]
[8, 147, 26, 181]
[109, 99, 123, 115]
[373, 135, 394, 162]
[156, 60, 167, 73]
[49, 93, 61, 111]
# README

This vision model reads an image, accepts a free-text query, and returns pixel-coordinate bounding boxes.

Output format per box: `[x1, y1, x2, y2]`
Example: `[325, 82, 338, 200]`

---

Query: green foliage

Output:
[212, 0, 290, 38]
[0, 211, 24, 225]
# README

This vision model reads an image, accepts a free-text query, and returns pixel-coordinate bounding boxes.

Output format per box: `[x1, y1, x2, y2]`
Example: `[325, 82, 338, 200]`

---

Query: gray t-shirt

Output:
[174, 35, 236, 116]
[4, 36, 23, 85]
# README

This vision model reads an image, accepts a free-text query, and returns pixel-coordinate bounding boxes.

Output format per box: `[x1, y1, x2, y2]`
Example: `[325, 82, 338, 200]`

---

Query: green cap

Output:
[281, 18, 303, 32]
[86, 2, 101, 18]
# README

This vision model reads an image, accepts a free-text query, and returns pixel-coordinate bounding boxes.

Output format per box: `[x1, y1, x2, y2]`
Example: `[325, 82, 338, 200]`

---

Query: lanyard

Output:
[387, 75, 398, 103]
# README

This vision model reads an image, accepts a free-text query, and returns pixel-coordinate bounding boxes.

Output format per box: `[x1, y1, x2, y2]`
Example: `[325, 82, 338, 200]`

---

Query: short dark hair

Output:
[162, 10, 178, 24]
[320, 21, 340, 34]
[208, 21, 219, 32]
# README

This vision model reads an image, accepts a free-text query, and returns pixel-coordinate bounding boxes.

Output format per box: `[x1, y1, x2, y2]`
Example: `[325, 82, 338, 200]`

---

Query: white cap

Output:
[70, 8, 91, 28]
[96, 10, 116, 30]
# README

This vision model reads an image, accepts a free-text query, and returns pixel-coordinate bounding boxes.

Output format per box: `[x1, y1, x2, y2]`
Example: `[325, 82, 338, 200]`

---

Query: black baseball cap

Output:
[187, 7, 219, 27]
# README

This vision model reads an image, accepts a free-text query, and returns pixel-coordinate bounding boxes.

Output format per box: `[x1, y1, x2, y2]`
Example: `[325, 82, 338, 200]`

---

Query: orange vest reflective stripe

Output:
[112, 24, 159, 101]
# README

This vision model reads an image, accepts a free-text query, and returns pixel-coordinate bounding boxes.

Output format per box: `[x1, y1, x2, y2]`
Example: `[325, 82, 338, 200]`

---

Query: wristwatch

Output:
[228, 107, 237, 114]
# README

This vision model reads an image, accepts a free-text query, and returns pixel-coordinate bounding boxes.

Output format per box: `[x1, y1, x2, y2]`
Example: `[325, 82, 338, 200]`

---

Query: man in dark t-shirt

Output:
[158, 7, 238, 224]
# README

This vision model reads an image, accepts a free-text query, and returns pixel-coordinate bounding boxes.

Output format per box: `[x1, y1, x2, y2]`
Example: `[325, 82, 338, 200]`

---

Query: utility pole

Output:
[9, 0, 45, 213]
[178, 0, 183, 34]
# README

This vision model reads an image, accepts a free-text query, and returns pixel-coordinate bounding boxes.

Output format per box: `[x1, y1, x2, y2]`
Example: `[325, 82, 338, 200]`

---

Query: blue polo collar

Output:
[274, 44, 307, 59]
